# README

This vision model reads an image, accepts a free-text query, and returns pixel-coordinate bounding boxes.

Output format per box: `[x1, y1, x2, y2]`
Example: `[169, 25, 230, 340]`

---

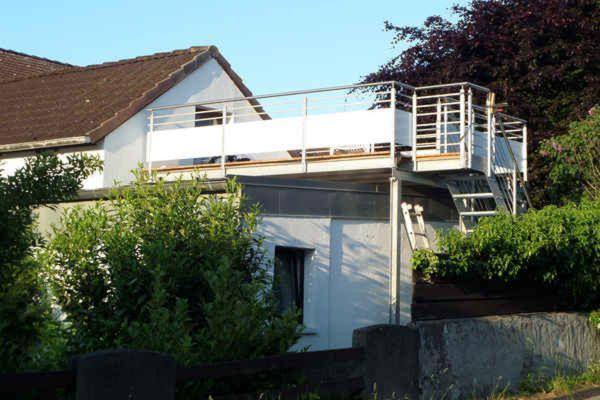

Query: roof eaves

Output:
[0, 136, 91, 153]
[0, 48, 74, 67]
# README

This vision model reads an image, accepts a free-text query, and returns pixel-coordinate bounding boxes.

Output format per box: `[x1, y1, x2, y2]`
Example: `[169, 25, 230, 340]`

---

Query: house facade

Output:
[0, 46, 529, 350]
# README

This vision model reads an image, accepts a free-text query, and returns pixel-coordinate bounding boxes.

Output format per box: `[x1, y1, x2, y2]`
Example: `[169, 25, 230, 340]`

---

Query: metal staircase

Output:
[446, 114, 531, 233]
[447, 173, 524, 232]
[409, 84, 532, 233]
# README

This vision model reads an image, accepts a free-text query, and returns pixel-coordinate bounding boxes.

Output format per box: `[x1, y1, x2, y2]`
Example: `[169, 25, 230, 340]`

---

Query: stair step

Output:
[459, 210, 498, 217]
[451, 192, 495, 199]
[447, 174, 488, 182]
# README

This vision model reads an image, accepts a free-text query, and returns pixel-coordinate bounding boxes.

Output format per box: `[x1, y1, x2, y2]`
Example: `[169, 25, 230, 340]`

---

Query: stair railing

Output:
[495, 116, 533, 211]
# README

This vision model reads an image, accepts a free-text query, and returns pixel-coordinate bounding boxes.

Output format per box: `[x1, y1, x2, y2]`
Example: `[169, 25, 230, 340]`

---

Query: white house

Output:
[0, 46, 529, 350]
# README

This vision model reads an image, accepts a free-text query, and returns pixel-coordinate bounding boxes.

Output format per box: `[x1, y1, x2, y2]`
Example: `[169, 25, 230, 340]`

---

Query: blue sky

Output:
[2, 0, 463, 95]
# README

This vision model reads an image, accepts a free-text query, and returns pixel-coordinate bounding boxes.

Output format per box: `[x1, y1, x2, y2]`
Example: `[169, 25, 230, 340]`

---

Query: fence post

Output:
[353, 325, 419, 400]
[73, 349, 176, 400]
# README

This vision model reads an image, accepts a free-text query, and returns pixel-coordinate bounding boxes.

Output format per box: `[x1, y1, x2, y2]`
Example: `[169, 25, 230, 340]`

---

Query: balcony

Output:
[146, 82, 527, 182]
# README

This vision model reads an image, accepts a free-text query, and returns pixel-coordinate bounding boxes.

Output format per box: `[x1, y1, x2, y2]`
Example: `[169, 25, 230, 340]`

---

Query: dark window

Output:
[194, 106, 227, 127]
[273, 246, 306, 322]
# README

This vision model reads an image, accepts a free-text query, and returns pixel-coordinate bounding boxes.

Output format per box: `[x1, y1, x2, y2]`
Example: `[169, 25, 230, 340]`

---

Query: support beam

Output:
[389, 169, 413, 325]
[389, 172, 401, 324]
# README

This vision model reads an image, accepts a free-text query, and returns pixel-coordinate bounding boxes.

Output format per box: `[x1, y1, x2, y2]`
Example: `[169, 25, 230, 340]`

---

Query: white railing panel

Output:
[225, 117, 303, 155]
[305, 109, 393, 149]
[150, 125, 222, 161]
[395, 109, 412, 146]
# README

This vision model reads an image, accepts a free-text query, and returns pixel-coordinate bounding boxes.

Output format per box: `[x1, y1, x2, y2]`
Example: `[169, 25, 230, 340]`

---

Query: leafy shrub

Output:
[540, 108, 600, 205]
[43, 171, 302, 367]
[413, 199, 600, 308]
[0, 153, 101, 372]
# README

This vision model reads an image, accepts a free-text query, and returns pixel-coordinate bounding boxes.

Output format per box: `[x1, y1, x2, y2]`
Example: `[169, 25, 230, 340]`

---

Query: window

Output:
[194, 106, 229, 127]
[273, 246, 306, 323]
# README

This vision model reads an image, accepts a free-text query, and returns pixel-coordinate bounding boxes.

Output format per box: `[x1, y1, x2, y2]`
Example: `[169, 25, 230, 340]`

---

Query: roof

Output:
[0, 46, 262, 151]
[0, 48, 73, 83]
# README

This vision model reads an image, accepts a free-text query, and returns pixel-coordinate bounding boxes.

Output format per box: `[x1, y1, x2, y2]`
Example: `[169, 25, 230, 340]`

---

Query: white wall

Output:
[259, 216, 390, 351]
[103, 57, 260, 186]
[0, 146, 104, 191]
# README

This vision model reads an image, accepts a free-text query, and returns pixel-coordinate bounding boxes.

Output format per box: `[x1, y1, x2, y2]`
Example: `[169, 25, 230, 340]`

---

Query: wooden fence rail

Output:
[0, 347, 365, 399]
[0, 369, 74, 395]
[176, 347, 364, 381]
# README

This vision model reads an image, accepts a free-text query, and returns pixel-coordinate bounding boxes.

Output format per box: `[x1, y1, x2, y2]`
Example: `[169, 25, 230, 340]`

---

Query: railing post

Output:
[522, 124, 528, 182]
[467, 87, 473, 169]
[459, 86, 466, 168]
[436, 98, 442, 152]
[221, 104, 227, 175]
[390, 83, 397, 166]
[302, 96, 308, 172]
[412, 91, 418, 171]
[486, 93, 492, 177]
[512, 167, 518, 215]
[147, 111, 154, 176]
[443, 103, 448, 153]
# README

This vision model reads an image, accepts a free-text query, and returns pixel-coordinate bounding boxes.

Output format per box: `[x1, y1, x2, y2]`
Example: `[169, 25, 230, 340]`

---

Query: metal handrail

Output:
[497, 117, 533, 209]
[148, 81, 403, 112]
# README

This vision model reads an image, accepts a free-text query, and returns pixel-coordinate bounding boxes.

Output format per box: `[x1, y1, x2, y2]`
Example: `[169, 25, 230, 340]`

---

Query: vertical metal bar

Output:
[389, 171, 402, 324]
[523, 124, 528, 182]
[486, 93, 492, 177]
[512, 167, 518, 215]
[492, 113, 497, 175]
[302, 96, 308, 172]
[459, 86, 466, 168]
[390, 83, 397, 166]
[467, 87, 473, 169]
[221, 104, 227, 174]
[436, 98, 442, 152]
[443, 104, 448, 153]
[146, 110, 154, 175]
[412, 91, 418, 170]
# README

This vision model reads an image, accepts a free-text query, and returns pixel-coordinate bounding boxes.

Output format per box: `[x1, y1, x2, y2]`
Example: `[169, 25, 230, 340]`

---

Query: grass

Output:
[476, 361, 600, 400]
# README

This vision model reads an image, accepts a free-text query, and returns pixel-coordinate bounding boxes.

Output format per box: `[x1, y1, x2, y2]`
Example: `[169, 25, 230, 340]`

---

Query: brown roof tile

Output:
[0, 49, 73, 83]
[0, 46, 216, 148]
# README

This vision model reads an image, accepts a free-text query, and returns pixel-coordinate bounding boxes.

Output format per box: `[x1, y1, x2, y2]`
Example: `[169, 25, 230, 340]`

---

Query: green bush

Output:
[540, 108, 600, 205]
[43, 171, 302, 367]
[0, 152, 101, 372]
[413, 199, 600, 308]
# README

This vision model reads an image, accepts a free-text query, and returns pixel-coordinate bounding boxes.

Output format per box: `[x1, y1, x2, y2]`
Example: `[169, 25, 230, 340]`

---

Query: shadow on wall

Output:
[417, 312, 600, 399]
[259, 216, 391, 350]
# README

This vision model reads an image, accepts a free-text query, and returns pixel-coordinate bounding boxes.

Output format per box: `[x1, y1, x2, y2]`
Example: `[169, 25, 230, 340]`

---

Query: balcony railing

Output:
[146, 81, 527, 184]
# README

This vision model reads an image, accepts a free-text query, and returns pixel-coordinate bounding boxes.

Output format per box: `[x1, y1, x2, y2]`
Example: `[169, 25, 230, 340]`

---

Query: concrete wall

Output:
[259, 216, 391, 351]
[417, 312, 600, 399]
[353, 313, 600, 400]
